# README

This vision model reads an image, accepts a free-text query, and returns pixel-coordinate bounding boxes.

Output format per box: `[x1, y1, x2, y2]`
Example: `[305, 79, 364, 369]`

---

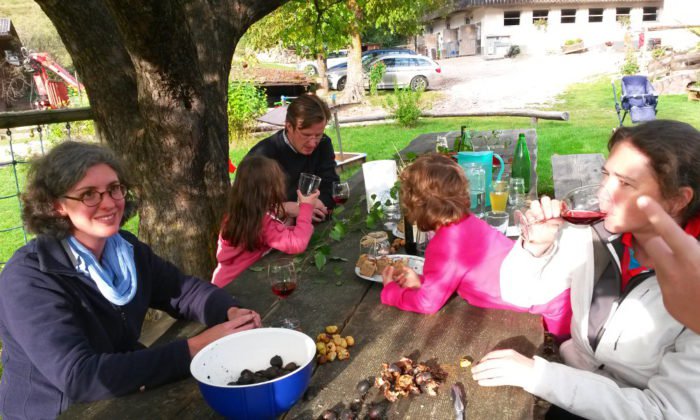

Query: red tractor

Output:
[22, 49, 85, 110]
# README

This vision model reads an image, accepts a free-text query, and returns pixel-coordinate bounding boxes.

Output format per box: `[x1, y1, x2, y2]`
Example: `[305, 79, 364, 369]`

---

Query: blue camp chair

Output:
[612, 75, 658, 126]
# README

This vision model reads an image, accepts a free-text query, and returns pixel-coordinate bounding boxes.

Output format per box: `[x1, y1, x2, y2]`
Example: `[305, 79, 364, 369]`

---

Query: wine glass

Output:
[332, 181, 350, 205]
[299, 173, 321, 196]
[515, 184, 610, 241]
[268, 261, 300, 330]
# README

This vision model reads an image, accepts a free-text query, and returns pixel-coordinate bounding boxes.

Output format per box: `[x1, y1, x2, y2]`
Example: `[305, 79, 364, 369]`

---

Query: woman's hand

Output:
[187, 308, 261, 357]
[635, 195, 700, 334]
[381, 265, 421, 288]
[471, 349, 535, 388]
[520, 196, 564, 257]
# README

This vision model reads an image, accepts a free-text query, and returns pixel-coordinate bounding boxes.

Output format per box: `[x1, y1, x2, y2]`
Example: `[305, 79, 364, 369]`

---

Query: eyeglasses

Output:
[63, 184, 127, 207]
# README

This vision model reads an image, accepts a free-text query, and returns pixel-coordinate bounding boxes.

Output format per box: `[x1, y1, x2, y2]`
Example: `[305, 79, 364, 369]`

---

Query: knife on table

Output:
[451, 384, 465, 420]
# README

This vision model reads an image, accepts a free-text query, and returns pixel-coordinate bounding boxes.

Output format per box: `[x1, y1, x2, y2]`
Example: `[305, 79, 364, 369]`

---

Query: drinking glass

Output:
[299, 173, 321, 196]
[464, 163, 486, 218]
[508, 177, 526, 208]
[268, 261, 300, 330]
[415, 229, 431, 257]
[485, 211, 509, 234]
[489, 180, 509, 212]
[332, 181, 350, 205]
[515, 184, 610, 242]
[435, 135, 449, 153]
[381, 202, 401, 232]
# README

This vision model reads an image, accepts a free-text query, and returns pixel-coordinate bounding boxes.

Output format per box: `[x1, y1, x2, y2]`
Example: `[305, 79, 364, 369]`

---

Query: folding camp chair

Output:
[612, 75, 658, 126]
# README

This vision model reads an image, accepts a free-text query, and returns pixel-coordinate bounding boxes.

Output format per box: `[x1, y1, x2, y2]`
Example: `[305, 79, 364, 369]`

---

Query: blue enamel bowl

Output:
[190, 328, 316, 419]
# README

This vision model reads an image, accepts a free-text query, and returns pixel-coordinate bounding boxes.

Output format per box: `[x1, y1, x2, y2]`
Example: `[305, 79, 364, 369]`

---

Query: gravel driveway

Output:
[431, 51, 625, 111]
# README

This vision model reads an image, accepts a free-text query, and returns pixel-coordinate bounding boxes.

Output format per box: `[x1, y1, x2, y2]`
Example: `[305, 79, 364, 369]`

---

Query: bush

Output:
[564, 38, 583, 46]
[620, 52, 640, 75]
[383, 85, 423, 127]
[227, 80, 267, 141]
[368, 61, 386, 96]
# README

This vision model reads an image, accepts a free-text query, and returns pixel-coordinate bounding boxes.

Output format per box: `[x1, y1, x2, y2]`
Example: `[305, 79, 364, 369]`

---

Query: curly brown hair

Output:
[400, 153, 471, 231]
[21, 141, 137, 238]
[609, 120, 700, 224]
[220, 155, 288, 251]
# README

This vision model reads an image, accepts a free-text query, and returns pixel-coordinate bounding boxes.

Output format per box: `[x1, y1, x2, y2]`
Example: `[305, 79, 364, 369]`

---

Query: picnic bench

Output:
[62, 141, 544, 420]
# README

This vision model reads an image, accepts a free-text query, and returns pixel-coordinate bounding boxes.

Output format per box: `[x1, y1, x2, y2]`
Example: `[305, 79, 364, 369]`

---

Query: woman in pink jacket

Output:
[212, 156, 316, 287]
[381, 154, 572, 340]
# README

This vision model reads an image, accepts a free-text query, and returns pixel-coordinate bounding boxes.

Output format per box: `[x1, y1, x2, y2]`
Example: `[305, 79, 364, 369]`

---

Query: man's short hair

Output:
[285, 94, 331, 129]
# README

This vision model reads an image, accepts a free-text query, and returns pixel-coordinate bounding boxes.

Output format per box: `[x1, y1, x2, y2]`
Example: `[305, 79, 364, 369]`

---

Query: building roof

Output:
[454, 0, 659, 5]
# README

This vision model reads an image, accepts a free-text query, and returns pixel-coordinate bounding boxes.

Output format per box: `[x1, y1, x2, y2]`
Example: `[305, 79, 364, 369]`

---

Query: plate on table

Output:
[391, 225, 405, 240]
[354, 254, 424, 283]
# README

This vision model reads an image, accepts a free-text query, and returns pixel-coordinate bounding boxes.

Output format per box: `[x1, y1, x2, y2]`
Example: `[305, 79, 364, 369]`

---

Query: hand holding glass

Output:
[299, 173, 321, 196]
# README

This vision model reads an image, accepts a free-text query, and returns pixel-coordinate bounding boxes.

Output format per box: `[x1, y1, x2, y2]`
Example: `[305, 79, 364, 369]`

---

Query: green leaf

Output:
[316, 244, 331, 255]
[405, 152, 417, 161]
[329, 222, 347, 241]
[314, 251, 327, 271]
[366, 212, 379, 228]
[248, 266, 265, 272]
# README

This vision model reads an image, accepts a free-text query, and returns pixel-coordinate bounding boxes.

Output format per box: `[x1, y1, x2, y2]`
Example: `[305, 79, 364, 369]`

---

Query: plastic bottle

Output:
[511, 133, 531, 192]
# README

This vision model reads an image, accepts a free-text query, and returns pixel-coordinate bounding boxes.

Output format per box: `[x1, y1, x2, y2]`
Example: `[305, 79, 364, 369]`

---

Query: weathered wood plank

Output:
[551, 153, 605, 199]
[0, 107, 93, 129]
[287, 286, 541, 420]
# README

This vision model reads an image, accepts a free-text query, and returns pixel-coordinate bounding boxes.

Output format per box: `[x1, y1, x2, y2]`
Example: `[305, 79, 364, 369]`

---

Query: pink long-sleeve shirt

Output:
[381, 215, 514, 313]
[380, 214, 572, 339]
[211, 203, 314, 287]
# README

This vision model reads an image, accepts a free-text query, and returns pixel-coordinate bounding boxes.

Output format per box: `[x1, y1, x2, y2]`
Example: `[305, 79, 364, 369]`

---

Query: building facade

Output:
[418, 0, 699, 59]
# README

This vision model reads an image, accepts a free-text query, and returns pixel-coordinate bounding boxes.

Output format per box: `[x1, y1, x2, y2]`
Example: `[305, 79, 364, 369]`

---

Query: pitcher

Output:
[457, 151, 504, 207]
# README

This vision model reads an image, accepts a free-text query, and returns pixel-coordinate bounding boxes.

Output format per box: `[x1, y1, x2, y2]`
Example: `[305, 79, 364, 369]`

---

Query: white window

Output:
[533, 10, 548, 24]
[589, 8, 604, 23]
[616, 7, 631, 22]
[561, 9, 576, 24]
[504, 11, 520, 26]
[643, 7, 658, 22]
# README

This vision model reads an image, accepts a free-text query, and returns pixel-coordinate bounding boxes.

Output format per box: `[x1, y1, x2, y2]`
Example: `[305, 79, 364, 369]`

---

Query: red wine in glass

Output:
[271, 281, 297, 298]
[561, 209, 606, 225]
[332, 182, 350, 206]
[333, 196, 348, 205]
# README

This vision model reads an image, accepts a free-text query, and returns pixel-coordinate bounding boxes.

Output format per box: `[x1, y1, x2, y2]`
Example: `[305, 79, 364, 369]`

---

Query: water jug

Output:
[457, 151, 504, 207]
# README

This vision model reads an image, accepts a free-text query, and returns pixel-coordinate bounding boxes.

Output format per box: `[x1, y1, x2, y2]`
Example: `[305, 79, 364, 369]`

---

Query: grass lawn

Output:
[3, 76, 700, 264]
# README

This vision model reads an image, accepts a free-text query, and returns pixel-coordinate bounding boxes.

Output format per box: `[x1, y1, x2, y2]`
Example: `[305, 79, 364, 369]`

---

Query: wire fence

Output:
[0, 122, 75, 268]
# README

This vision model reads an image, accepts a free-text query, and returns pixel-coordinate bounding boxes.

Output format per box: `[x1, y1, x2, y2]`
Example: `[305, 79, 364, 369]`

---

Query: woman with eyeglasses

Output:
[0, 141, 261, 419]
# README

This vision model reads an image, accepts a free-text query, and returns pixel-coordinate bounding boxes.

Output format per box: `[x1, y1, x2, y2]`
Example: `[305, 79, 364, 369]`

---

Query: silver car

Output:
[327, 54, 441, 91]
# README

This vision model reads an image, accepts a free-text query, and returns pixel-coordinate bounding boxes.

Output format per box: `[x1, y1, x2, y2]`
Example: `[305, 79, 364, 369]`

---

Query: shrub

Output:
[651, 47, 666, 60]
[621, 52, 640, 75]
[383, 85, 423, 127]
[368, 61, 386, 96]
[227, 80, 267, 142]
[564, 38, 583, 46]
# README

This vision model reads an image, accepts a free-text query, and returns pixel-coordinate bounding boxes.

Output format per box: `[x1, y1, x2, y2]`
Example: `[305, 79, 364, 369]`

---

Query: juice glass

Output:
[489, 180, 509, 212]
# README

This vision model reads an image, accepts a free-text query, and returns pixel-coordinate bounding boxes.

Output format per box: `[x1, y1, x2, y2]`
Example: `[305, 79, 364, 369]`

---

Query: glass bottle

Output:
[511, 133, 531, 192]
[460, 125, 474, 152]
[404, 217, 417, 256]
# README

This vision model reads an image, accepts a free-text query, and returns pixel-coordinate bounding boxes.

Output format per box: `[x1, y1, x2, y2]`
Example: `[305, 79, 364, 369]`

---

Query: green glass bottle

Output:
[511, 133, 531, 191]
[459, 125, 473, 152]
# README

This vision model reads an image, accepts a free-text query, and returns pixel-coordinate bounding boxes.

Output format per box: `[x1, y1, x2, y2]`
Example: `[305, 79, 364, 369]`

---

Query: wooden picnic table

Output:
[62, 139, 544, 420]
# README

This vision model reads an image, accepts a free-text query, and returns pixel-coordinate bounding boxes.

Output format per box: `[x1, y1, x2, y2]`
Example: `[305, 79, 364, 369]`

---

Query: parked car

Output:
[326, 48, 417, 71]
[327, 54, 441, 91]
[296, 50, 348, 76]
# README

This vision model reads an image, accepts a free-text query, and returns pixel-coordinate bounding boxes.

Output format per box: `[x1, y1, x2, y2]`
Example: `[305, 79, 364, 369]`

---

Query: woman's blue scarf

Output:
[67, 234, 137, 306]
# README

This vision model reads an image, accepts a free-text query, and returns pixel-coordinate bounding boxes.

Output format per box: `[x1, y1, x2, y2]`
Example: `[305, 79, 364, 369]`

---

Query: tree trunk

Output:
[316, 53, 329, 92]
[34, 0, 286, 279]
[341, 0, 364, 103]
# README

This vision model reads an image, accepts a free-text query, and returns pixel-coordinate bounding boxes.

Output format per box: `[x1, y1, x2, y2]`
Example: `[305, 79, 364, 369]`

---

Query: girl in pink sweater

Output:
[212, 156, 316, 287]
[380, 154, 572, 340]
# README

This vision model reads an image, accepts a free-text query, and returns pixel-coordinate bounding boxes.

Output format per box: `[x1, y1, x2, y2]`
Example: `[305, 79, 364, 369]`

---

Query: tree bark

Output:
[341, 0, 364, 103]
[34, 0, 286, 279]
[316, 53, 329, 92]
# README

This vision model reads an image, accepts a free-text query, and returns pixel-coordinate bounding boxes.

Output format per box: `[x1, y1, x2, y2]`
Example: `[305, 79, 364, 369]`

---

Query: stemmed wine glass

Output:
[515, 184, 610, 241]
[268, 261, 300, 330]
[332, 181, 350, 205]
